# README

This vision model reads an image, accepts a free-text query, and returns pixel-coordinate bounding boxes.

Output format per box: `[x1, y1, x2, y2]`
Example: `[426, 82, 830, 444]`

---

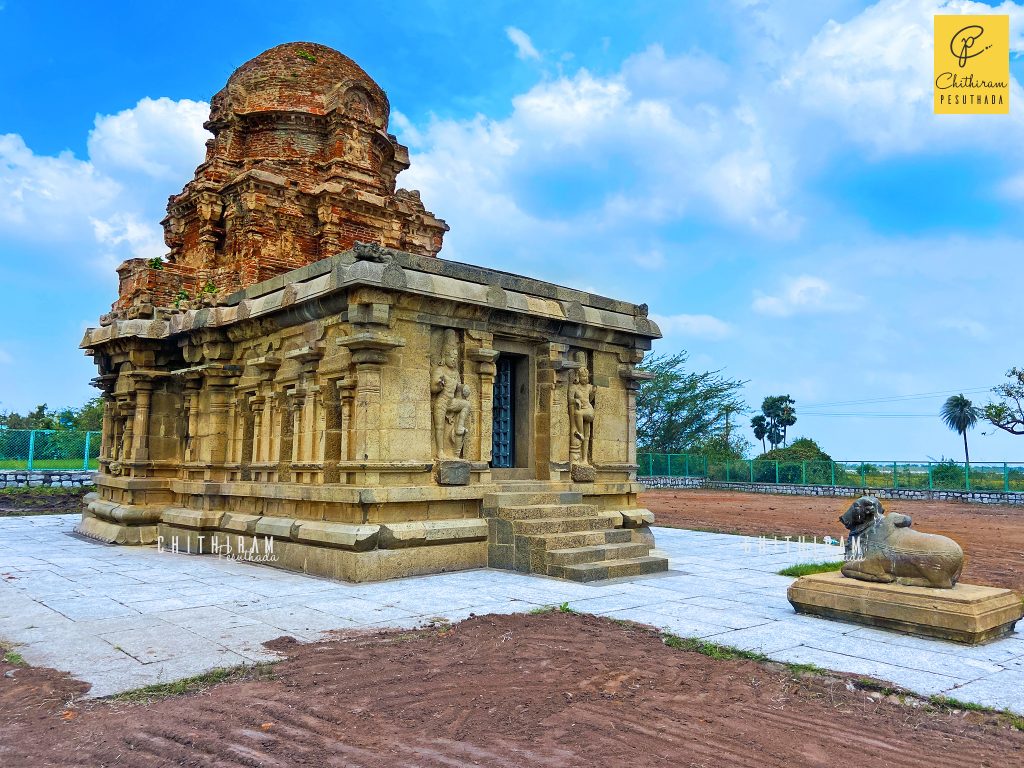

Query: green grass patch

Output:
[3, 650, 27, 666]
[529, 602, 578, 615]
[778, 561, 844, 577]
[108, 662, 276, 703]
[928, 695, 1024, 730]
[661, 633, 769, 662]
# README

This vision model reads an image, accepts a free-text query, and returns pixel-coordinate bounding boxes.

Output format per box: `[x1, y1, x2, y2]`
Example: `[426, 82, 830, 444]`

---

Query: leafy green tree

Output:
[757, 395, 797, 448]
[756, 437, 845, 484]
[984, 367, 1024, 436]
[941, 394, 981, 466]
[0, 398, 103, 431]
[750, 414, 767, 453]
[636, 352, 747, 454]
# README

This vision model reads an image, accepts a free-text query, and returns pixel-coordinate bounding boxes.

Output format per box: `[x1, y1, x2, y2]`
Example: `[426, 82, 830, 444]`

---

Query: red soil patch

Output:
[2, 613, 1022, 767]
[642, 489, 1024, 591]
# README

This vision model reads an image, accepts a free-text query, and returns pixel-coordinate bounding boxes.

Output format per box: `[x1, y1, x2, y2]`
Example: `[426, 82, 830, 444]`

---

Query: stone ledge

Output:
[160, 507, 225, 529]
[788, 571, 1023, 645]
[378, 519, 488, 549]
[294, 520, 380, 551]
[87, 496, 163, 525]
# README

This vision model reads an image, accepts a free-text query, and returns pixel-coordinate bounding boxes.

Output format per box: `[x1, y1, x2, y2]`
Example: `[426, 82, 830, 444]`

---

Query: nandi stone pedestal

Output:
[789, 496, 1022, 644]
[788, 572, 1022, 645]
[75, 42, 667, 583]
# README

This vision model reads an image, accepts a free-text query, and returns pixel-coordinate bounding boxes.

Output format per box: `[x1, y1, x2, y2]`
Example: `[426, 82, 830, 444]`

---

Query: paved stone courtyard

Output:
[1, 514, 1021, 713]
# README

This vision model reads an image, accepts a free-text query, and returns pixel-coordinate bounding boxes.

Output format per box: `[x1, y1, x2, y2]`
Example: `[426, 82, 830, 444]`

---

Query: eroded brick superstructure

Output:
[113, 42, 447, 317]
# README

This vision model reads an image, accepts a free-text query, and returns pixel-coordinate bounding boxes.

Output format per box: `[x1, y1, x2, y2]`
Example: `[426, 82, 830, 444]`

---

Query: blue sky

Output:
[1, 0, 1023, 461]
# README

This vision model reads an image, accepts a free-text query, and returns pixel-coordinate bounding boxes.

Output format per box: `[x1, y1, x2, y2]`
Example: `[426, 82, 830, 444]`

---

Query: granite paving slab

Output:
[0, 513, 1020, 716]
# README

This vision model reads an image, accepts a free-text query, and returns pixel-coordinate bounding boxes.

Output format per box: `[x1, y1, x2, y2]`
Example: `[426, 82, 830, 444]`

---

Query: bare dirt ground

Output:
[1, 612, 1022, 768]
[642, 489, 1024, 592]
[0, 487, 90, 517]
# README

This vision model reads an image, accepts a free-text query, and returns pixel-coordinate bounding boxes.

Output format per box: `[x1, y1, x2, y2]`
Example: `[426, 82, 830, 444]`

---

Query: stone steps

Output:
[512, 515, 611, 536]
[524, 528, 634, 551]
[486, 498, 668, 582]
[549, 556, 669, 583]
[546, 541, 651, 566]
[494, 503, 600, 521]
[482, 490, 583, 509]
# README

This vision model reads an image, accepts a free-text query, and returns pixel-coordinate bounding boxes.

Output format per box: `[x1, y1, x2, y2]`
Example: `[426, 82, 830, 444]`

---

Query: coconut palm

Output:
[941, 394, 981, 466]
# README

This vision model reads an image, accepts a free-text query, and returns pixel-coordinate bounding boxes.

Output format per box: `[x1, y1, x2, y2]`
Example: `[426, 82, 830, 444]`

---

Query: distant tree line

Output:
[0, 399, 103, 432]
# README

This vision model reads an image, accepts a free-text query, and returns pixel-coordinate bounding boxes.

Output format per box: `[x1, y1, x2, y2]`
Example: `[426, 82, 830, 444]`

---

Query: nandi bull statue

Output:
[839, 496, 964, 589]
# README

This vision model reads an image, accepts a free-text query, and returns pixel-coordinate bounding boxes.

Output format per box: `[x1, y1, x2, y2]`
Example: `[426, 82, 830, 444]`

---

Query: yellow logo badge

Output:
[934, 15, 1009, 114]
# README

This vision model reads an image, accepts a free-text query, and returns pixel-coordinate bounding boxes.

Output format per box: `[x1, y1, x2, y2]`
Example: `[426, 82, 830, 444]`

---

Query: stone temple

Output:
[77, 42, 666, 582]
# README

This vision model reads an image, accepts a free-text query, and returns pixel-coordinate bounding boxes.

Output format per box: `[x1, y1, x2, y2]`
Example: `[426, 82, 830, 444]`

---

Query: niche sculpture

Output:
[568, 351, 596, 481]
[430, 329, 471, 466]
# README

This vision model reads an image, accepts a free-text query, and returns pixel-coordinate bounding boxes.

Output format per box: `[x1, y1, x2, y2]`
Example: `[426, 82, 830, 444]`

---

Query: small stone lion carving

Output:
[839, 496, 964, 589]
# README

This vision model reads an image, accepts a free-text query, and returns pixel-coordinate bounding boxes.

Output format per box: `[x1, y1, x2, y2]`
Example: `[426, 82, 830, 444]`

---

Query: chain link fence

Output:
[638, 453, 1024, 493]
[0, 429, 101, 470]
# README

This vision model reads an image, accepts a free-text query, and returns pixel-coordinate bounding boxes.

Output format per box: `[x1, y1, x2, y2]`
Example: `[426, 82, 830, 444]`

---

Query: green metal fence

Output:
[0, 429, 101, 470]
[637, 453, 1024, 493]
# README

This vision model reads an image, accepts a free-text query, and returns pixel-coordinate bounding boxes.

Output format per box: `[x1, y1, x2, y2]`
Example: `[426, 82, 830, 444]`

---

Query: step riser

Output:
[486, 504, 598, 521]
[524, 529, 634, 551]
[550, 556, 669, 582]
[546, 542, 651, 566]
[512, 517, 610, 536]
[483, 491, 584, 509]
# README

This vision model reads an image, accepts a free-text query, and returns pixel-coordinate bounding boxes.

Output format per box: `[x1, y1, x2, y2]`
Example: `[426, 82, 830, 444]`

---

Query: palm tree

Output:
[941, 394, 981, 466]
[751, 414, 767, 453]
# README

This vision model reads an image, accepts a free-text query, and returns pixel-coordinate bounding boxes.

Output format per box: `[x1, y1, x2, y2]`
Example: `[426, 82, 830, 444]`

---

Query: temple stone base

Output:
[75, 515, 157, 546]
[154, 516, 490, 583]
[788, 571, 1023, 645]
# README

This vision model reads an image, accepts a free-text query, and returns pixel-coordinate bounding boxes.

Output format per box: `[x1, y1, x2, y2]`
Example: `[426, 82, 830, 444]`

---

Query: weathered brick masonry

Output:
[108, 42, 448, 319]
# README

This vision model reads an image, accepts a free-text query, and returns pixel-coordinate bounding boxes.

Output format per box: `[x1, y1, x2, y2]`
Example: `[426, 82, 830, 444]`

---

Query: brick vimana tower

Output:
[80, 43, 666, 583]
[113, 42, 448, 317]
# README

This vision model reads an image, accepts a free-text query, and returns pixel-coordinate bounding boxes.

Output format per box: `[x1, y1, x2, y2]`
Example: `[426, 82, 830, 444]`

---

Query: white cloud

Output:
[752, 275, 861, 317]
[0, 134, 121, 238]
[88, 97, 210, 180]
[651, 313, 734, 340]
[395, 49, 797, 280]
[91, 212, 166, 268]
[938, 317, 990, 340]
[997, 171, 1024, 201]
[0, 97, 208, 267]
[505, 27, 541, 61]
[777, 0, 1024, 154]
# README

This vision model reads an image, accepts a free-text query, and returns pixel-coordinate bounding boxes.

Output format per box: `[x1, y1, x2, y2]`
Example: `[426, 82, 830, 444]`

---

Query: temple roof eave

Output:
[82, 247, 660, 352]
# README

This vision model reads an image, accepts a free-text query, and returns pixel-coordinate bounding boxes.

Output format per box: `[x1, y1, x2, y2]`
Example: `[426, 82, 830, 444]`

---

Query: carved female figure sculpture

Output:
[568, 358, 596, 465]
[430, 329, 471, 459]
[450, 383, 472, 458]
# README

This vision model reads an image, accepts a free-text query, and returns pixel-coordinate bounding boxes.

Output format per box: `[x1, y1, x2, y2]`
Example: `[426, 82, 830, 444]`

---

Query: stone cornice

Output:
[82, 248, 661, 351]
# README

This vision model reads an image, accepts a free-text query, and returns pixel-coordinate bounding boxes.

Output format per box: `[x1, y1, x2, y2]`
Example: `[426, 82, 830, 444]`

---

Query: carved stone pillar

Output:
[618, 352, 655, 476]
[336, 330, 404, 465]
[130, 383, 153, 463]
[468, 343, 499, 463]
[100, 395, 115, 461]
[202, 368, 237, 477]
[249, 395, 266, 464]
[536, 343, 578, 481]
[182, 376, 203, 464]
